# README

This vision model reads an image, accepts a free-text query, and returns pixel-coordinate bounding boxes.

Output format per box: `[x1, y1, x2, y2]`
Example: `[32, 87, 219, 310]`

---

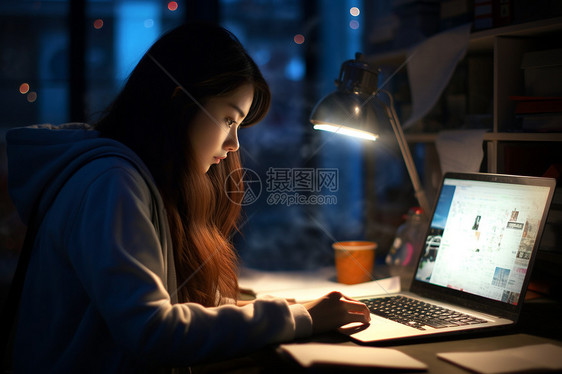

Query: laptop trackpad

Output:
[339, 314, 427, 342]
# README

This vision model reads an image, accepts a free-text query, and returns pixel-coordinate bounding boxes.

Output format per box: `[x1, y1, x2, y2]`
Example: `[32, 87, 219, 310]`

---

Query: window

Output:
[86, 0, 185, 122]
[221, 0, 366, 269]
[0, 0, 369, 272]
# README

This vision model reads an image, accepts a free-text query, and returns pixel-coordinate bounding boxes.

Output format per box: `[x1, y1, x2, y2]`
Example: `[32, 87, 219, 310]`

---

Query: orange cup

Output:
[333, 241, 377, 284]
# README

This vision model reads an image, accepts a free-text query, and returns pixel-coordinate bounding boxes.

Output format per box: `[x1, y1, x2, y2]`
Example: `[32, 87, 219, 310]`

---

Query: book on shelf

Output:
[510, 96, 562, 114]
[517, 113, 562, 132]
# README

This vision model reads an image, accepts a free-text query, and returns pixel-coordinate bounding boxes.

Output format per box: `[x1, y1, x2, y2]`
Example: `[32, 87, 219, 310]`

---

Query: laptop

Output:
[343, 172, 556, 344]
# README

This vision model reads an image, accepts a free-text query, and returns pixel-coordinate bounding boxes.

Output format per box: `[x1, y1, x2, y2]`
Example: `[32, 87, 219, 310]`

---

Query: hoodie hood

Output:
[6, 123, 153, 225]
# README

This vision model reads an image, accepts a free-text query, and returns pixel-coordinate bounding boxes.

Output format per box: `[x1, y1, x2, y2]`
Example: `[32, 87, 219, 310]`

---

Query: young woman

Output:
[6, 22, 369, 372]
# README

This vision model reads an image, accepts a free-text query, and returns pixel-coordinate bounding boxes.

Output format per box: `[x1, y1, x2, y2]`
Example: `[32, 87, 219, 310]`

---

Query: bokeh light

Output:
[93, 19, 104, 29]
[349, 20, 360, 30]
[350, 7, 360, 17]
[168, 1, 178, 11]
[144, 19, 154, 28]
[293, 34, 305, 45]
[27, 92, 37, 103]
[19, 83, 30, 94]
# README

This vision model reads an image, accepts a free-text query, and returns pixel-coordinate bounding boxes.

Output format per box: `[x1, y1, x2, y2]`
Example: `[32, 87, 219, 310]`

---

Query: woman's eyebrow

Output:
[228, 103, 246, 119]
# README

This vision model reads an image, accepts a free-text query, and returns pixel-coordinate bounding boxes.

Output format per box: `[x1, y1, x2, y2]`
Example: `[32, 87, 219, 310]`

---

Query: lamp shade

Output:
[309, 53, 390, 142]
[309, 52, 432, 215]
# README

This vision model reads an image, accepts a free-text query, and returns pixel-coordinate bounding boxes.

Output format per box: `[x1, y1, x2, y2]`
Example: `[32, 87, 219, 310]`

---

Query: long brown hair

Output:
[95, 22, 271, 306]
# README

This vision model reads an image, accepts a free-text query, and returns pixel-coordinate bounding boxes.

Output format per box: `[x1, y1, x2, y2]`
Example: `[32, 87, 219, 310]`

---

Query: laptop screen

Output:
[414, 175, 553, 306]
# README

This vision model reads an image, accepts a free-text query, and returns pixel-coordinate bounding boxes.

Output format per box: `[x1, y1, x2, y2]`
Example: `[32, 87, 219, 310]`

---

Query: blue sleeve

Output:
[65, 165, 312, 366]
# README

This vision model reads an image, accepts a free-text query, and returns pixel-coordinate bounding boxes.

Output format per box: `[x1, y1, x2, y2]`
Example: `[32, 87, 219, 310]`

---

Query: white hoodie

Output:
[6, 123, 312, 372]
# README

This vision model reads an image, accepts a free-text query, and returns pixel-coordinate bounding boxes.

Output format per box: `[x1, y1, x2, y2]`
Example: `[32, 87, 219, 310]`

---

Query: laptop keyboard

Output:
[360, 295, 488, 330]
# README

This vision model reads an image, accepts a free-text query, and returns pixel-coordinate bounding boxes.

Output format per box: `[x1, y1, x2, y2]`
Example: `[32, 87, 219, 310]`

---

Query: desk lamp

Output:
[309, 53, 431, 216]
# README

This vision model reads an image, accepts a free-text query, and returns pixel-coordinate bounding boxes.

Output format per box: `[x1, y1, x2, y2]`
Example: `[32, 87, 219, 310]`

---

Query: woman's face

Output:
[189, 83, 254, 173]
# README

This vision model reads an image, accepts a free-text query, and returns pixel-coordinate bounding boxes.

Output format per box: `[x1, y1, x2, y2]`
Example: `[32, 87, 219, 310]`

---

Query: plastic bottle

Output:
[386, 207, 426, 269]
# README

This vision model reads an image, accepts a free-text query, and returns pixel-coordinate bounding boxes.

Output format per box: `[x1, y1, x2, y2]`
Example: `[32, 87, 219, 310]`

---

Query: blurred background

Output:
[1, 0, 561, 295]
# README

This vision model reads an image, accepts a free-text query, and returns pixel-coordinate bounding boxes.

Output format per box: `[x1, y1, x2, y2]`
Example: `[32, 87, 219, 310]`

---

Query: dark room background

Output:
[0, 0, 409, 275]
[2, 0, 560, 294]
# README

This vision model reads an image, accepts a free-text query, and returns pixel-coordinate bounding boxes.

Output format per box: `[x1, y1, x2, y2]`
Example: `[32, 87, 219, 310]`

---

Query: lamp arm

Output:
[380, 90, 432, 217]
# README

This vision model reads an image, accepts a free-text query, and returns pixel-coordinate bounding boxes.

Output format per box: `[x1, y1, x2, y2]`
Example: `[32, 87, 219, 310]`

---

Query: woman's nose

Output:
[224, 127, 239, 152]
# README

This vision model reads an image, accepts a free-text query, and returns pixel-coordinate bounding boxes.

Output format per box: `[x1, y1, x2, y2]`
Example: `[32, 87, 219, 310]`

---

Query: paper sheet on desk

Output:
[437, 344, 562, 374]
[279, 343, 427, 370]
[238, 267, 400, 302]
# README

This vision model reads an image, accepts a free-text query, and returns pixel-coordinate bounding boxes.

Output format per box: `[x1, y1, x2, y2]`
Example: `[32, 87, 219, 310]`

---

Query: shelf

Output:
[369, 16, 562, 176]
[484, 133, 562, 142]
[367, 16, 562, 65]
[405, 132, 562, 143]
[469, 16, 562, 51]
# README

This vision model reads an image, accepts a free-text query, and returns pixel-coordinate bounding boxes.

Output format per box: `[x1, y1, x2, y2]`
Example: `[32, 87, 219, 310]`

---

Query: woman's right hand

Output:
[302, 291, 371, 334]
